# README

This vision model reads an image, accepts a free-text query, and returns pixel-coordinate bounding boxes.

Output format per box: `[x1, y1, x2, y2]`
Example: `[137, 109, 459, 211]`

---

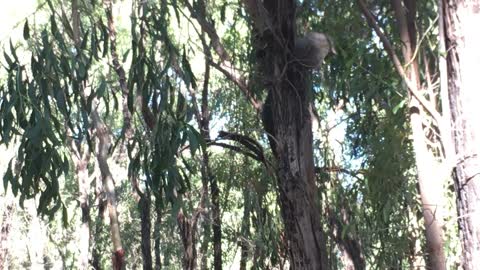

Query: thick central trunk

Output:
[258, 1, 328, 268]
[269, 76, 328, 269]
[442, 1, 480, 268]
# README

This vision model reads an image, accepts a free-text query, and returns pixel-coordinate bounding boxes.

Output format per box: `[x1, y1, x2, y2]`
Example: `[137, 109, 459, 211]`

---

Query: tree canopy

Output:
[0, 0, 479, 269]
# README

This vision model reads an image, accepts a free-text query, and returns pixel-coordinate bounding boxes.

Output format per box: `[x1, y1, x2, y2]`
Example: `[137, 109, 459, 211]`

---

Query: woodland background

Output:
[0, 0, 479, 269]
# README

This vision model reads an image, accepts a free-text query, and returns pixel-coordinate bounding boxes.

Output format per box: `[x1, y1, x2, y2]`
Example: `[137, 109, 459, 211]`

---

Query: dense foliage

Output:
[0, 0, 472, 269]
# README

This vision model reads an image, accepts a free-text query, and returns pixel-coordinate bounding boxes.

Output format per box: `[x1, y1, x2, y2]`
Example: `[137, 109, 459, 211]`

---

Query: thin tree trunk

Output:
[210, 167, 221, 270]
[199, 223, 210, 270]
[357, 0, 448, 268]
[239, 187, 251, 270]
[441, 1, 480, 269]
[328, 207, 365, 270]
[104, 0, 153, 266]
[199, 40, 222, 270]
[70, 1, 94, 269]
[75, 153, 91, 270]
[72, 1, 124, 268]
[256, 1, 329, 269]
[92, 169, 106, 270]
[140, 190, 153, 270]
[390, 1, 447, 268]
[154, 203, 162, 270]
[176, 42, 214, 270]
[199, 78, 212, 270]
[177, 209, 198, 269]
[91, 110, 125, 270]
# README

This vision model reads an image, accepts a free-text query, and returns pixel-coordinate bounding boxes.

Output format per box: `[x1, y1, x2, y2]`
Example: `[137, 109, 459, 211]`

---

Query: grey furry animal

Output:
[294, 32, 336, 69]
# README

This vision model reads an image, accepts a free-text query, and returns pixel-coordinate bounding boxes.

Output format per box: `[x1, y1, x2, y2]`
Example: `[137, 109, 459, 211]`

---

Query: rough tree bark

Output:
[186, 0, 328, 267]
[252, 1, 329, 268]
[441, 0, 480, 268]
[328, 206, 365, 270]
[199, 54, 214, 270]
[177, 209, 198, 270]
[139, 191, 153, 270]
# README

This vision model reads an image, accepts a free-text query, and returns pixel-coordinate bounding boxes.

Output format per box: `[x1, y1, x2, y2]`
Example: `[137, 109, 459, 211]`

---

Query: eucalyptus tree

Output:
[2, 0, 473, 269]
[0, 0, 200, 269]
[440, 1, 480, 268]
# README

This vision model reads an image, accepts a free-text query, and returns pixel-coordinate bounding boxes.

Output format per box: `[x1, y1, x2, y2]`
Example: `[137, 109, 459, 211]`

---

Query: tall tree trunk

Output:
[71, 3, 92, 268]
[441, 1, 480, 268]
[239, 187, 251, 270]
[328, 207, 365, 270]
[258, 1, 329, 268]
[210, 163, 222, 270]
[91, 110, 125, 270]
[92, 169, 106, 270]
[68, 119, 92, 270]
[72, 1, 124, 268]
[75, 152, 91, 270]
[176, 43, 214, 270]
[390, 1, 447, 268]
[140, 191, 153, 270]
[199, 105, 212, 270]
[154, 204, 162, 270]
[177, 210, 198, 269]
[200, 48, 222, 270]
[109, 1, 154, 267]
[199, 224, 210, 270]
[357, 0, 448, 268]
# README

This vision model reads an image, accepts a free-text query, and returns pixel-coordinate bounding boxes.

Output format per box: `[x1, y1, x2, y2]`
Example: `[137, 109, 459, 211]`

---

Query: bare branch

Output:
[209, 61, 262, 111]
[182, 0, 262, 112]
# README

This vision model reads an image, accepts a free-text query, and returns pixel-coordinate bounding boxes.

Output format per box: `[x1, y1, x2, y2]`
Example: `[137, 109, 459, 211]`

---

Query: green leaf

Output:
[54, 87, 68, 116]
[97, 78, 107, 97]
[187, 128, 199, 156]
[181, 49, 197, 90]
[80, 30, 89, 50]
[3, 51, 13, 68]
[122, 49, 130, 63]
[62, 205, 69, 227]
[9, 40, 19, 63]
[392, 99, 406, 114]
[23, 20, 30, 40]
[60, 11, 74, 41]
[50, 15, 58, 37]
[3, 161, 13, 191]
[220, 3, 227, 23]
